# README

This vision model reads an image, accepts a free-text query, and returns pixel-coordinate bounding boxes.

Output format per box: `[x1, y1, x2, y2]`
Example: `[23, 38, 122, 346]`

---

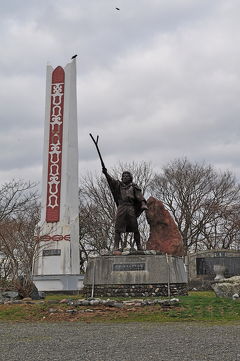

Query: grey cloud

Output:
[0, 128, 43, 170]
[1, 0, 240, 185]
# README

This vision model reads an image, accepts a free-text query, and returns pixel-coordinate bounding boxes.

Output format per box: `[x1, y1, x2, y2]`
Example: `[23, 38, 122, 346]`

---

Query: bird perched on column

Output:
[71, 54, 77, 59]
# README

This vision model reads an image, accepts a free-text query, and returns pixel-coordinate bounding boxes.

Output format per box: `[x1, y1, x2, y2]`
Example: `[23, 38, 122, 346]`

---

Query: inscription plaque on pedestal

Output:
[43, 249, 61, 256]
[113, 263, 145, 271]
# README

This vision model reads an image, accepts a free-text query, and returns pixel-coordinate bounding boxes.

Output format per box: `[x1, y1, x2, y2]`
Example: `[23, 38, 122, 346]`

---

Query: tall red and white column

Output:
[33, 59, 81, 291]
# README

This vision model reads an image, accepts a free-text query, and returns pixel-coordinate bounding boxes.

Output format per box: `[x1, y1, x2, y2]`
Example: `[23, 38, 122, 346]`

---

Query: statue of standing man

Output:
[90, 134, 148, 252]
[102, 167, 147, 251]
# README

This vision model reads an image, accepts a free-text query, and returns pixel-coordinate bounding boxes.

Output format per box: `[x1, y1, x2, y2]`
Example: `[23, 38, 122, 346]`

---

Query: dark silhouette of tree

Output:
[150, 158, 240, 254]
[0, 180, 40, 285]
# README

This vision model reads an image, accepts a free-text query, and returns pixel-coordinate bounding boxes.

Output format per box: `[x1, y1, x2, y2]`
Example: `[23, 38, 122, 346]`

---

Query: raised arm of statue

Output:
[102, 168, 117, 185]
[102, 169, 120, 206]
[89, 133, 119, 206]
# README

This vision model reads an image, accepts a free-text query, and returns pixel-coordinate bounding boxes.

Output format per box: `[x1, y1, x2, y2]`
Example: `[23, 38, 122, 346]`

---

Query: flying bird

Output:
[116, 7, 120, 10]
[71, 54, 78, 59]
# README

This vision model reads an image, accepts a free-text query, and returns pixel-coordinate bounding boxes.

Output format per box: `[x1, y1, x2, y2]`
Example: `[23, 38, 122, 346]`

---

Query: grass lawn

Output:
[0, 291, 240, 323]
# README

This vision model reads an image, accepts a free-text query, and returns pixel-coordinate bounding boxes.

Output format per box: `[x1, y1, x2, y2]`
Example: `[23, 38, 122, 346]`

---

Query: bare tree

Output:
[0, 180, 38, 222]
[0, 180, 40, 285]
[150, 158, 240, 254]
[200, 203, 240, 251]
[79, 161, 153, 269]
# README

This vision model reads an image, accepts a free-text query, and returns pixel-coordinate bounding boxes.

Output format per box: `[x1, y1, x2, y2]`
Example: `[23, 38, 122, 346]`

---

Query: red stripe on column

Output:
[46, 66, 65, 222]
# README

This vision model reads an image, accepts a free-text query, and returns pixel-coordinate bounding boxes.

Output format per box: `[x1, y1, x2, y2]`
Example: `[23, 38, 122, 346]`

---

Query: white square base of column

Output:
[33, 274, 84, 292]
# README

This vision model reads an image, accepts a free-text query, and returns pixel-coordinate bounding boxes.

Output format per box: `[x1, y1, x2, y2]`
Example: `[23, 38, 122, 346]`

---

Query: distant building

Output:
[188, 249, 240, 282]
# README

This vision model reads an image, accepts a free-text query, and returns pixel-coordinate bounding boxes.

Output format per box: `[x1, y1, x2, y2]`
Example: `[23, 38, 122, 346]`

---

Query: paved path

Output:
[1, 322, 240, 361]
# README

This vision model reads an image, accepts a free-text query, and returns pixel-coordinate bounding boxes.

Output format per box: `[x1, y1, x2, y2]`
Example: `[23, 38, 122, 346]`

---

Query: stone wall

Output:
[84, 283, 188, 298]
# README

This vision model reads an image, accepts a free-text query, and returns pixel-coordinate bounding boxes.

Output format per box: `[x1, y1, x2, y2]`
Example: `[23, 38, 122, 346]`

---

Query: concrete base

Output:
[33, 274, 84, 292]
[83, 254, 188, 297]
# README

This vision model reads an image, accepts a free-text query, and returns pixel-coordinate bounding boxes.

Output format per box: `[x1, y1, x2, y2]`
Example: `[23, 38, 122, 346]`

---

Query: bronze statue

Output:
[90, 134, 147, 251]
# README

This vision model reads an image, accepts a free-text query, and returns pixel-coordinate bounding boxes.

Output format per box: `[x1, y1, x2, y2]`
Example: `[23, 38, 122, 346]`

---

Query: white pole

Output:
[166, 254, 171, 299]
[91, 259, 96, 298]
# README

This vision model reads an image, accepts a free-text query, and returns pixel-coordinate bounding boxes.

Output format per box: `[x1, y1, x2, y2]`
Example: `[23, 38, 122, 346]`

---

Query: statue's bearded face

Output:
[122, 172, 132, 185]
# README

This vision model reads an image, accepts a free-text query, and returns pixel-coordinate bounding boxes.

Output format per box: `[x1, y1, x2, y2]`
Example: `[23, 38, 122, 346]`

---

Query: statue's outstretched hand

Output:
[102, 167, 107, 174]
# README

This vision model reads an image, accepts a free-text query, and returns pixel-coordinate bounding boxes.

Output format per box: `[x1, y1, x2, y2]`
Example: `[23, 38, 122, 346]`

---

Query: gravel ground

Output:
[1, 322, 240, 361]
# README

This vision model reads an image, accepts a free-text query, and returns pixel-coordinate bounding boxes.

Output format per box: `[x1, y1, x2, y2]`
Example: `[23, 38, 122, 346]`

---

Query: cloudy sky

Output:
[1, 0, 240, 187]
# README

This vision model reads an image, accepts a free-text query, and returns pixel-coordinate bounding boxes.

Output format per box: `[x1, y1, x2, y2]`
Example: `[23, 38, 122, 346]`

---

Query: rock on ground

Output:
[212, 275, 240, 298]
[146, 196, 184, 256]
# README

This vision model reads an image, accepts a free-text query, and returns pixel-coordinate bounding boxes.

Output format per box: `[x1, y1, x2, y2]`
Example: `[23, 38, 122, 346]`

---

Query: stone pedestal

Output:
[83, 254, 188, 297]
[33, 274, 84, 292]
